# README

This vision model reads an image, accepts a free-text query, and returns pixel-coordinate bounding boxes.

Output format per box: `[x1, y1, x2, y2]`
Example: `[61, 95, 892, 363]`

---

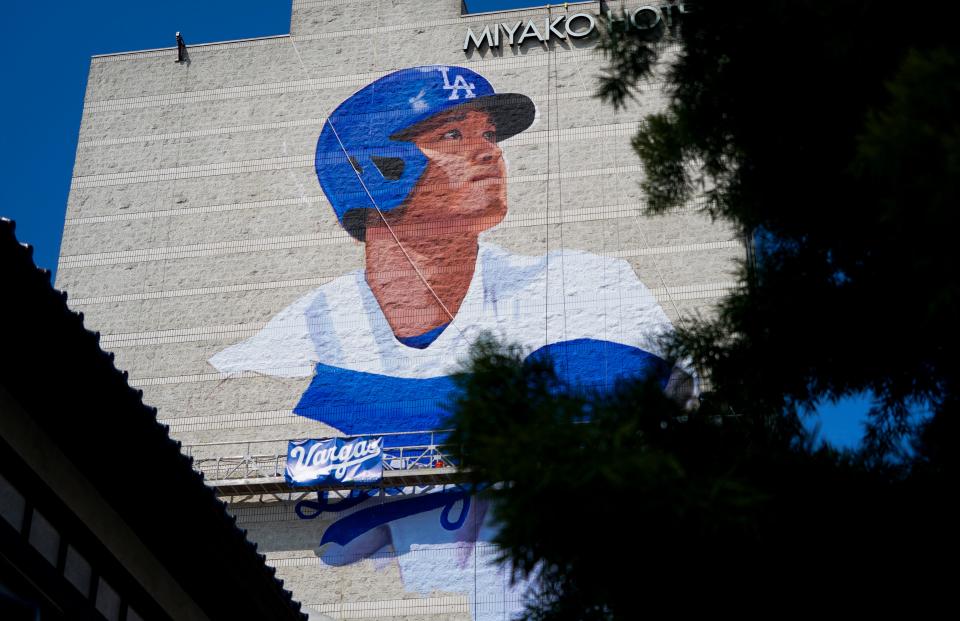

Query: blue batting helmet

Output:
[315, 65, 536, 240]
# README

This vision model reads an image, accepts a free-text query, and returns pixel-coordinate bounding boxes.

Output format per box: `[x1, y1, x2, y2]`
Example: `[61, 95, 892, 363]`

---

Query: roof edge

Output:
[91, 33, 291, 59]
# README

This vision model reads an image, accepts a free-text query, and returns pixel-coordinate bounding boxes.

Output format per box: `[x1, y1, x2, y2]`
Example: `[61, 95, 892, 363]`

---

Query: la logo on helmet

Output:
[439, 66, 476, 100]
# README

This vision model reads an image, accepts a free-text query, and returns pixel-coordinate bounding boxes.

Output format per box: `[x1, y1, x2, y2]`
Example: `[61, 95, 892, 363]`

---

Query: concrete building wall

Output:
[57, 1, 739, 618]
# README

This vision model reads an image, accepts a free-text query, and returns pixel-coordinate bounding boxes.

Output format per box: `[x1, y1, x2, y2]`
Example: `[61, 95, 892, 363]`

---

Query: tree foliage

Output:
[446, 1, 958, 617]
[447, 337, 948, 616]
[599, 1, 960, 456]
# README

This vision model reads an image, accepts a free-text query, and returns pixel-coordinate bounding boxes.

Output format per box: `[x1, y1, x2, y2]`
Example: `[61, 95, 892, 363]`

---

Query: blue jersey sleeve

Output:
[525, 338, 671, 393]
[294, 338, 669, 443]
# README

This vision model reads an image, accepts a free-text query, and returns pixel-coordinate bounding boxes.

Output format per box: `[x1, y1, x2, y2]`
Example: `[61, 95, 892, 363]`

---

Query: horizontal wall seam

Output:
[78, 117, 326, 147]
[72, 154, 314, 187]
[291, 2, 655, 44]
[70, 119, 638, 186]
[161, 409, 299, 431]
[62, 231, 351, 267]
[59, 227, 734, 272]
[60, 201, 696, 266]
[90, 34, 290, 62]
[105, 281, 737, 349]
[67, 276, 334, 306]
[77, 115, 636, 150]
[64, 197, 704, 227]
[72, 118, 640, 181]
[134, 370, 263, 387]
[306, 595, 471, 613]
[142, 345, 711, 387]
[267, 541, 519, 567]
[305, 596, 480, 619]
[86, 50, 602, 108]
[91, 0, 634, 62]
[291, 0, 364, 6]
[63, 246, 724, 305]
[65, 196, 324, 226]
[89, 3, 554, 64]
[232, 512, 302, 525]
[70, 154, 641, 189]
[84, 46, 668, 111]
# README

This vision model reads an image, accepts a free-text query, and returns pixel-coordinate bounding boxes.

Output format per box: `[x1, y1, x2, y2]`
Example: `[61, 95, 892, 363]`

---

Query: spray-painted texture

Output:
[57, 1, 740, 618]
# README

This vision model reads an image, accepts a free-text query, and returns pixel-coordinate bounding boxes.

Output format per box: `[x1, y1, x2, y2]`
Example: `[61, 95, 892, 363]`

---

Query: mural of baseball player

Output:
[211, 65, 693, 619]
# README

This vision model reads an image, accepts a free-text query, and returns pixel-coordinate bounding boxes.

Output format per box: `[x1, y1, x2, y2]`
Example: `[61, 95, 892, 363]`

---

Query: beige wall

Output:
[57, 1, 739, 617]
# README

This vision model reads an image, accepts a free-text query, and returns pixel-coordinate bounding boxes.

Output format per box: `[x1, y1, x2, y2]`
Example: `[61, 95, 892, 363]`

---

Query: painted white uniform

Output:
[210, 241, 675, 620]
[210, 241, 672, 380]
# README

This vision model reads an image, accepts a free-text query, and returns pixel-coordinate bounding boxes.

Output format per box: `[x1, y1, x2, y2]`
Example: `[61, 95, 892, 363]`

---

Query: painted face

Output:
[388, 109, 507, 234]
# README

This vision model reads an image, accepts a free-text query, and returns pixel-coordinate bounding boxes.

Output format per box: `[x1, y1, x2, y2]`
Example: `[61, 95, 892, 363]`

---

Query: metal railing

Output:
[183, 430, 460, 484]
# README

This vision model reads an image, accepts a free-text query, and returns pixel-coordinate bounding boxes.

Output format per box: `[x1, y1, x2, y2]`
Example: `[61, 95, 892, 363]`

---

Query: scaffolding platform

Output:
[185, 430, 467, 497]
[207, 466, 462, 496]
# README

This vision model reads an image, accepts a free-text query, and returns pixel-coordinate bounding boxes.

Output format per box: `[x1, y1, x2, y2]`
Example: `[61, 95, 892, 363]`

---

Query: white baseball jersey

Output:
[210, 240, 672, 381]
[209, 241, 675, 620]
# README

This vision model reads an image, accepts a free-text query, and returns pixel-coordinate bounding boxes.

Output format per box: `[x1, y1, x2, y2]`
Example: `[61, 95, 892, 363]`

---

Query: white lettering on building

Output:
[439, 66, 477, 100]
[463, 3, 687, 53]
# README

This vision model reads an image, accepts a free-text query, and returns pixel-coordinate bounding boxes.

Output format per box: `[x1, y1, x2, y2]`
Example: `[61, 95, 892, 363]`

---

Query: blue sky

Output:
[462, 0, 577, 12]
[0, 0, 877, 450]
[1, 1, 292, 277]
[0, 0, 542, 275]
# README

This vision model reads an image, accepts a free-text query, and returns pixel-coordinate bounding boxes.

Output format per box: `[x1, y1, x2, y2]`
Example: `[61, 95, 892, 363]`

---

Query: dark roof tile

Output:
[0, 218, 307, 620]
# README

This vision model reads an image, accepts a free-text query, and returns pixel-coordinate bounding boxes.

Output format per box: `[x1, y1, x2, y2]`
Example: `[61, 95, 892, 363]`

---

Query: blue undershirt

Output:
[295, 338, 671, 548]
[294, 338, 670, 447]
[395, 322, 450, 349]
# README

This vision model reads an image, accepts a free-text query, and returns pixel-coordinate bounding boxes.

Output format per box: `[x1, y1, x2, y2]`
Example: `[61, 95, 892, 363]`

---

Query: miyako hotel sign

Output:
[463, 2, 689, 52]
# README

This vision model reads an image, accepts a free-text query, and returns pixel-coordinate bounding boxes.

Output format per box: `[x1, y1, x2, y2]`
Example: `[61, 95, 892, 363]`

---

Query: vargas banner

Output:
[285, 436, 383, 487]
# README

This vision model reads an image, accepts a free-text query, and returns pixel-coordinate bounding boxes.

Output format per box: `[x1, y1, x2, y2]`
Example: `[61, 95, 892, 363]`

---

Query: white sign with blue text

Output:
[285, 437, 384, 486]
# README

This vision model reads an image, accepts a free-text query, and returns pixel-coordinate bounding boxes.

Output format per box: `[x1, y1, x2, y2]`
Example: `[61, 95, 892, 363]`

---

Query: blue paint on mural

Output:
[315, 66, 533, 230]
[320, 488, 472, 549]
[531, 338, 672, 392]
[293, 363, 457, 444]
[294, 489, 379, 520]
[294, 338, 669, 446]
[396, 321, 451, 349]
[209, 65, 693, 621]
